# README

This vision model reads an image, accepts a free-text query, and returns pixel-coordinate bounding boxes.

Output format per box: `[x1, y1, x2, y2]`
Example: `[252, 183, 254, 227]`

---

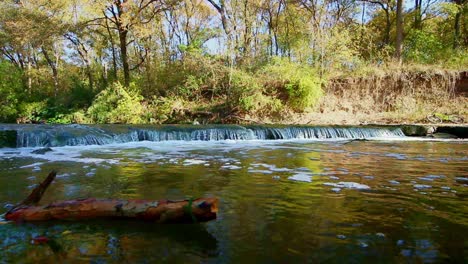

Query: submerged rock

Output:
[401, 125, 433, 137]
[32, 147, 53, 154]
[0, 130, 17, 148]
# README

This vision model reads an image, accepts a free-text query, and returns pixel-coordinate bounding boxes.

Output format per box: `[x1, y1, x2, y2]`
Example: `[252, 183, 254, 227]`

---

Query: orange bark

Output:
[5, 197, 218, 223]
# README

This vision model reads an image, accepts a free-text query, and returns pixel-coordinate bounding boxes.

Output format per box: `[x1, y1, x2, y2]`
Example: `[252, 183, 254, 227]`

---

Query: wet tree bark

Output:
[5, 171, 218, 223]
[6, 197, 218, 223]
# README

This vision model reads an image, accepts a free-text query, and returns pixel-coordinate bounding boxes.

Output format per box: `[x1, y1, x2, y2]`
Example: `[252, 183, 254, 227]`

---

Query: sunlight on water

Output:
[0, 129, 467, 262]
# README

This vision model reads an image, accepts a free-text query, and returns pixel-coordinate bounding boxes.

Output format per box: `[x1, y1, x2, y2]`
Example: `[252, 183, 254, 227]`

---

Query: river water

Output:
[0, 125, 467, 263]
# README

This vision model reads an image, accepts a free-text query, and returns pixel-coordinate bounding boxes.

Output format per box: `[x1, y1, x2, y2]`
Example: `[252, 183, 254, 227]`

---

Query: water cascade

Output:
[0, 124, 405, 148]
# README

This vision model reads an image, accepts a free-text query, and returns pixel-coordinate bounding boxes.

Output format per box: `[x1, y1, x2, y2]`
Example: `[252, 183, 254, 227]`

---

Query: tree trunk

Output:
[5, 197, 218, 223]
[42, 47, 59, 97]
[5, 171, 218, 223]
[384, 9, 391, 45]
[395, 0, 404, 63]
[115, 1, 130, 87]
[453, 0, 461, 49]
[414, 0, 422, 30]
[105, 17, 118, 80]
[119, 30, 130, 87]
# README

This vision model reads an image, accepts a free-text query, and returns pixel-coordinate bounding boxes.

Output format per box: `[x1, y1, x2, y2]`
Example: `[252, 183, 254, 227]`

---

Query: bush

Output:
[146, 96, 180, 124]
[46, 110, 90, 124]
[87, 82, 146, 124]
[404, 30, 443, 64]
[228, 69, 262, 112]
[147, 52, 228, 100]
[17, 101, 48, 123]
[262, 58, 323, 111]
[0, 62, 23, 122]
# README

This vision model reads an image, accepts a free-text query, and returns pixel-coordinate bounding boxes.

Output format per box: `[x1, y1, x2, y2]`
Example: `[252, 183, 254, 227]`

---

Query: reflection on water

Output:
[0, 140, 467, 262]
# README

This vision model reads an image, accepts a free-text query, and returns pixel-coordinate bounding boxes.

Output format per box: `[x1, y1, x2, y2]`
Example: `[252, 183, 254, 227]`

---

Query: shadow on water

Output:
[0, 220, 218, 263]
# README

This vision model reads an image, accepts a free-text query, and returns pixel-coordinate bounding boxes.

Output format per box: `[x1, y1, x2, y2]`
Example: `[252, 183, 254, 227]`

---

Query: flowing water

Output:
[0, 125, 467, 263]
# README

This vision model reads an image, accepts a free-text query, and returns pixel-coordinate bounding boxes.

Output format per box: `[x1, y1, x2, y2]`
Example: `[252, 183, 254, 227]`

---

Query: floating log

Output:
[5, 172, 218, 223]
[5, 198, 218, 223]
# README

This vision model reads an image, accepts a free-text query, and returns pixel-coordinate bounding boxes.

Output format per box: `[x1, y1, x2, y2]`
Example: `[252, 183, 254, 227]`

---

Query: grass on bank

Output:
[2, 51, 467, 125]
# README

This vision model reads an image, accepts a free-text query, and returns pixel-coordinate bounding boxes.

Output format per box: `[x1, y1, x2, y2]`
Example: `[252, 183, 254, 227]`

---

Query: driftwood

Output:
[5, 172, 218, 223]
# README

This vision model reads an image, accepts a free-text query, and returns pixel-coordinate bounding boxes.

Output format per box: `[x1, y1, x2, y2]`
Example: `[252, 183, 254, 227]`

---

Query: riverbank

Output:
[6, 65, 468, 127]
[224, 68, 468, 126]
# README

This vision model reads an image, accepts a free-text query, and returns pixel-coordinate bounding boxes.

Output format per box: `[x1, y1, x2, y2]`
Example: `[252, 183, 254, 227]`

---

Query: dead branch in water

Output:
[5, 171, 218, 223]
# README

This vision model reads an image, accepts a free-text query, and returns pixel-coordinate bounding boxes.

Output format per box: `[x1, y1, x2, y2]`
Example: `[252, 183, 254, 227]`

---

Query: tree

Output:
[102, 0, 177, 86]
[395, 0, 404, 62]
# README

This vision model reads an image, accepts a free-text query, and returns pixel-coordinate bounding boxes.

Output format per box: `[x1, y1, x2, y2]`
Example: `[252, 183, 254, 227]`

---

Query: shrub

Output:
[404, 30, 443, 64]
[262, 58, 323, 111]
[146, 96, 180, 124]
[0, 62, 23, 122]
[46, 110, 90, 124]
[87, 82, 146, 124]
[17, 101, 48, 123]
[228, 69, 262, 113]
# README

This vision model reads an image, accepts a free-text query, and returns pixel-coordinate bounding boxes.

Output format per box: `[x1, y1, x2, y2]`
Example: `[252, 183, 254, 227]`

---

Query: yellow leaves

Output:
[61, 230, 72, 235]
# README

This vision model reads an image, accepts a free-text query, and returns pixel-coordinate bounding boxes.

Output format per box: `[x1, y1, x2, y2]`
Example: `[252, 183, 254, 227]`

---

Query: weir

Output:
[0, 124, 405, 148]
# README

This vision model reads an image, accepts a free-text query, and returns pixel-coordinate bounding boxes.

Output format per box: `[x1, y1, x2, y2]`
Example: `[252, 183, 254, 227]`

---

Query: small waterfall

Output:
[1, 124, 406, 148]
[250, 126, 405, 140]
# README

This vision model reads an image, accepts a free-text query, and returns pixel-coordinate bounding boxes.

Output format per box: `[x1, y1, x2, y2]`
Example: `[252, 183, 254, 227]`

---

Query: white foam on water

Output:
[288, 173, 312, 182]
[2, 138, 466, 173]
[252, 163, 292, 172]
[389, 180, 400, 185]
[248, 169, 273, 174]
[20, 162, 44, 168]
[56, 173, 71, 178]
[221, 165, 242, 170]
[385, 153, 407, 160]
[331, 187, 341, 193]
[426, 175, 445, 179]
[455, 177, 468, 183]
[323, 182, 371, 190]
[376, 233, 386, 238]
[414, 184, 432, 189]
[418, 177, 434, 181]
[184, 159, 207, 166]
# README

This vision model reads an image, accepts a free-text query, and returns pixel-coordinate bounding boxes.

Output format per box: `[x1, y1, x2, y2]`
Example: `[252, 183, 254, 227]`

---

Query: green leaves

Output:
[87, 82, 146, 124]
[404, 30, 443, 63]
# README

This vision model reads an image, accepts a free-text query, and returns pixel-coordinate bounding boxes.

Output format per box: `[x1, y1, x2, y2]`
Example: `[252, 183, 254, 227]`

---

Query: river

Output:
[0, 125, 466, 262]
